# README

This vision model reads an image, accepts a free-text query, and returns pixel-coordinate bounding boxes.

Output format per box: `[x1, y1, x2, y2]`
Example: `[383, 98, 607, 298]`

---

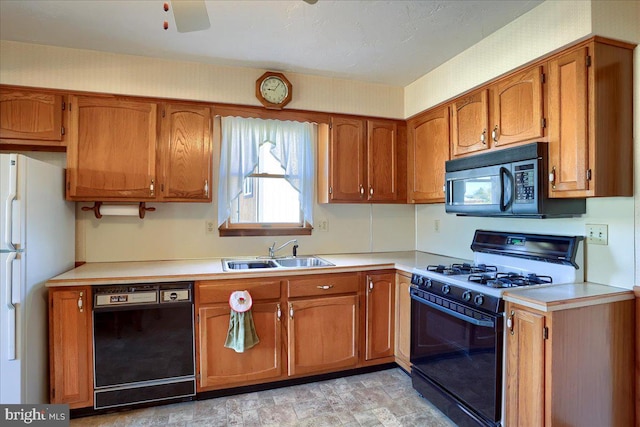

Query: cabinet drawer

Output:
[197, 280, 281, 304]
[288, 274, 358, 298]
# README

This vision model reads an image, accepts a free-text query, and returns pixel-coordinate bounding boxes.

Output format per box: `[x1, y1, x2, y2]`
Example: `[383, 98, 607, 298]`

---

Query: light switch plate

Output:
[586, 224, 608, 245]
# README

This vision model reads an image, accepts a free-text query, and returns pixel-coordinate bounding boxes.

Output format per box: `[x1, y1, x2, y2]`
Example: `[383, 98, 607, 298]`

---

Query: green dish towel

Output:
[224, 309, 260, 353]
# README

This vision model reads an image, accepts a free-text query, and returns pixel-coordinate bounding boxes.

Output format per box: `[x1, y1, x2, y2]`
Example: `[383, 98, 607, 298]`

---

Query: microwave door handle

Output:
[447, 180, 453, 205]
[499, 167, 511, 212]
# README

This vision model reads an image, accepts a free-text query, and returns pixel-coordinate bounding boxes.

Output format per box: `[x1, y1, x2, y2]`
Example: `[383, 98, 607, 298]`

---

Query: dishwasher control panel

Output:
[94, 282, 193, 308]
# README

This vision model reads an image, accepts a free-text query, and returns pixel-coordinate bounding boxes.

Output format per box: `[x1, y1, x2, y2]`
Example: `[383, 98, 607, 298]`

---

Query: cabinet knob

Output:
[289, 303, 294, 319]
[316, 285, 334, 290]
[359, 185, 365, 196]
[369, 186, 374, 196]
[276, 303, 281, 321]
[480, 129, 487, 144]
[368, 280, 373, 293]
[77, 292, 84, 313]
[492, 125, 499, 143]
[204, 180, 209, 197]
[150, 179, 155, 196]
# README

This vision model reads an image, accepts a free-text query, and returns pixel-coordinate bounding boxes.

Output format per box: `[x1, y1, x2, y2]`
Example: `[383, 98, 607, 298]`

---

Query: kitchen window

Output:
[218, 116, 315, 236]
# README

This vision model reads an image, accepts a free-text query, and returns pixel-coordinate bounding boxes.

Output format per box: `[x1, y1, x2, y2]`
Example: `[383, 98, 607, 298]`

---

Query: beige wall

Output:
[0, 1, 637, 288]
[407, 0, 639, 289]
[0, 40, 413, 262]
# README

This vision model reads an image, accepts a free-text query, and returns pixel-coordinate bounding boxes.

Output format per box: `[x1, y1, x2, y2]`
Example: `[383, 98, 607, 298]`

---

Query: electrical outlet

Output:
[586, 224, 608, 245]
[434, 219, 440, 233]
[316, 219, 329, 232]
[205, 220, 216, 235]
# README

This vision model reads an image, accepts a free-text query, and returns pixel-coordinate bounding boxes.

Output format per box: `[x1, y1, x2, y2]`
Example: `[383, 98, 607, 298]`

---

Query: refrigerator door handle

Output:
[5, 251, 16, 360]
[4, 153, 17, 250]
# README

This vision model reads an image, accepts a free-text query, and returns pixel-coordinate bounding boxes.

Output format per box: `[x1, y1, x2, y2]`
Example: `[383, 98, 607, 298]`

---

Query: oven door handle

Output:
[411, 294, 495, 327]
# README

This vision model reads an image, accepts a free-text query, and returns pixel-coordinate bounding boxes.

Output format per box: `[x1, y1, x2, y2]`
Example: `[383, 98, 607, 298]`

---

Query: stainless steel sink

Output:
[274, 256, 334, 268]
[222, 256, 333, 271]
[223, 259, 279, 270]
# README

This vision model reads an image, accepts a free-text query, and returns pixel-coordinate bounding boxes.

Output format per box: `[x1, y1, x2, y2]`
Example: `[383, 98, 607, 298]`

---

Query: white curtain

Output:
[218, 116, 315, 227]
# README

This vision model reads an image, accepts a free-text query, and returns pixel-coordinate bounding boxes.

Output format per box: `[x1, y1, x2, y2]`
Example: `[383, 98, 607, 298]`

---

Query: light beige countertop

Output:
[503, 282, 634, 312]
[46, 251, 467, 287]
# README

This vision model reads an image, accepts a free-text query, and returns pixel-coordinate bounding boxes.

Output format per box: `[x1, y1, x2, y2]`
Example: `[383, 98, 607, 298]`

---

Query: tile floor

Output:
[70, 368, 457, 426]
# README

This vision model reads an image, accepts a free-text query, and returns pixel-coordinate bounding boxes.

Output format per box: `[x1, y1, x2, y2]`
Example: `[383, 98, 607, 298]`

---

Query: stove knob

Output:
[442, 284, 450, 294]
[474, 294, 485, 306]
[425, 279, 432, 288]
[462, 291, 472, 301]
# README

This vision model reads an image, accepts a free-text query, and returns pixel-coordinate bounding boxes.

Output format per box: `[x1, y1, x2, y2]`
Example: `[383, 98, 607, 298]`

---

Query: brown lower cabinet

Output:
[49, 271, 395, 408]
[49, 286, 93, 409]
[505, 299, 635, 427]
[394, 273, 412, 371]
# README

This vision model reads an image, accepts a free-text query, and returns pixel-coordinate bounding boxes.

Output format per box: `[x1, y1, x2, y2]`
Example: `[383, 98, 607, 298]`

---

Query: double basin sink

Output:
[223, 256, 334, 271]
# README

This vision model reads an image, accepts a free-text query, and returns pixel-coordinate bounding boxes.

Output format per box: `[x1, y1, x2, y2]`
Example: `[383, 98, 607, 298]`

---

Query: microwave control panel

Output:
[514, 163, 536, 204]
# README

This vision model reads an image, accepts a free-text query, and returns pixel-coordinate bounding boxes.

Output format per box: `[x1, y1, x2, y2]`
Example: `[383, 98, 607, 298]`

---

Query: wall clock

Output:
[256, 72, 292, 110]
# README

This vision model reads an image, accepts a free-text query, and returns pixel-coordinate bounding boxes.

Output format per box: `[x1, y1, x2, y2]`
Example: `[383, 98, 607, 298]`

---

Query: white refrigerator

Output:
[0, 153, 75, 404]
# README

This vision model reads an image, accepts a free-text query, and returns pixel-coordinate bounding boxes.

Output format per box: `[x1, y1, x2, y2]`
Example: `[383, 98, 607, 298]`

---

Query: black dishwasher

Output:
[92, 282, 195, 409]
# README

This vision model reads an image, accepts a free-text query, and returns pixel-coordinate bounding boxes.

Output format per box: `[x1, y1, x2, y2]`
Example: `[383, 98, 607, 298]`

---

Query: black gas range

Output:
[410, 230, 583, 427]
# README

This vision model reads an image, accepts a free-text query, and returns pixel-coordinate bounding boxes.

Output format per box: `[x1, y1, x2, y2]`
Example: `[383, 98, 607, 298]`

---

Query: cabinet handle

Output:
[369, 186, 374, 196]
[204, 180, 209, 197]
[549, 166, 556, 189]
[289, 303, 294, 319]
[492, 125, 499, 143]
[368, 280, 374, 293]
[316, 285, 334, 290]
[359, 185, 364, 196]
[78, 292, 84, 313]
[276, 303, 281, 321]
[480, 129, 487, 145]
[150, 179, 155, 196]
[507, 310, 514, 335]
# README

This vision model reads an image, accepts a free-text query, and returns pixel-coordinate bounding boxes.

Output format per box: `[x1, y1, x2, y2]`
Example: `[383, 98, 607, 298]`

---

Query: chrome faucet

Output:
[269, 239, 298, 258]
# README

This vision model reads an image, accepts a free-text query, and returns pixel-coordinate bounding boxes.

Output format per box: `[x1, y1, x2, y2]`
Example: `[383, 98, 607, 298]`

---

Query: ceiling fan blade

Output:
[171, 0, 210, 33]
[303, 0, 318, 4]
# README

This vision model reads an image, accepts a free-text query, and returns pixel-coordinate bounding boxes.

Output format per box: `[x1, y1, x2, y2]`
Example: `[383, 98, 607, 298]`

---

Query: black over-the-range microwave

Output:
[444, 142, 586, 218]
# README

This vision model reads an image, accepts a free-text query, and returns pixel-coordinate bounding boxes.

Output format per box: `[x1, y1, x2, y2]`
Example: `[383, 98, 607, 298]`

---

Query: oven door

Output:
[410, 289, 503, 426]
[445, 164, 513, 216]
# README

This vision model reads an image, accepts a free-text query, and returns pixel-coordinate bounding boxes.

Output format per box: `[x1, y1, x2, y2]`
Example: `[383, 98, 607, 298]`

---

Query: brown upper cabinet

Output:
[407, 105, 450, 203]
[66, 95, 158, 201]
[547, 38, 634, 198]
[491, 66, 544, 147]
[319, 116, 404, 203]
[158, 103, 213, 202]
[451, 66, 544, 157]
[0, 87, 67, 147]
[66, 96, 213, 202]
[451, 88, 489, 157]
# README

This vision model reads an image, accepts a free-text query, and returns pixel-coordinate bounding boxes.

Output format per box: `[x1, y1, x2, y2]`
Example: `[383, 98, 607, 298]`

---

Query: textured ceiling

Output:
[0, 0, 543, 86]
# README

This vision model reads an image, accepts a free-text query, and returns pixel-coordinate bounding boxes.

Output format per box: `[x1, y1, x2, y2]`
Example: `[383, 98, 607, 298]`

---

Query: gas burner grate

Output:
[426, 263, 498, 276]
[468, 272, 553, 288]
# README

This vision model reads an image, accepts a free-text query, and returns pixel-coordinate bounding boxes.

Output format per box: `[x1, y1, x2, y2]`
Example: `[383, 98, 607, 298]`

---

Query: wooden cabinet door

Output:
[329, 117, 366, 201]
[158, 104, 212, 202]
[288, 295, 358, 376]
[407, 106, 449, 203]
[451, 89, 489, 157]
[0, 88, 65, 144]
[197, 302, 283, 390]
[49, 287, 93, 409]
[365, 273, 395, 360]
[66, 95, 157, 200]
[394, 273, 411, 370]
[505, 304, 545, 427]
[547, 47, 589, 195]
[491, 66, 544, 147]
[366, 120, 397, 201]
